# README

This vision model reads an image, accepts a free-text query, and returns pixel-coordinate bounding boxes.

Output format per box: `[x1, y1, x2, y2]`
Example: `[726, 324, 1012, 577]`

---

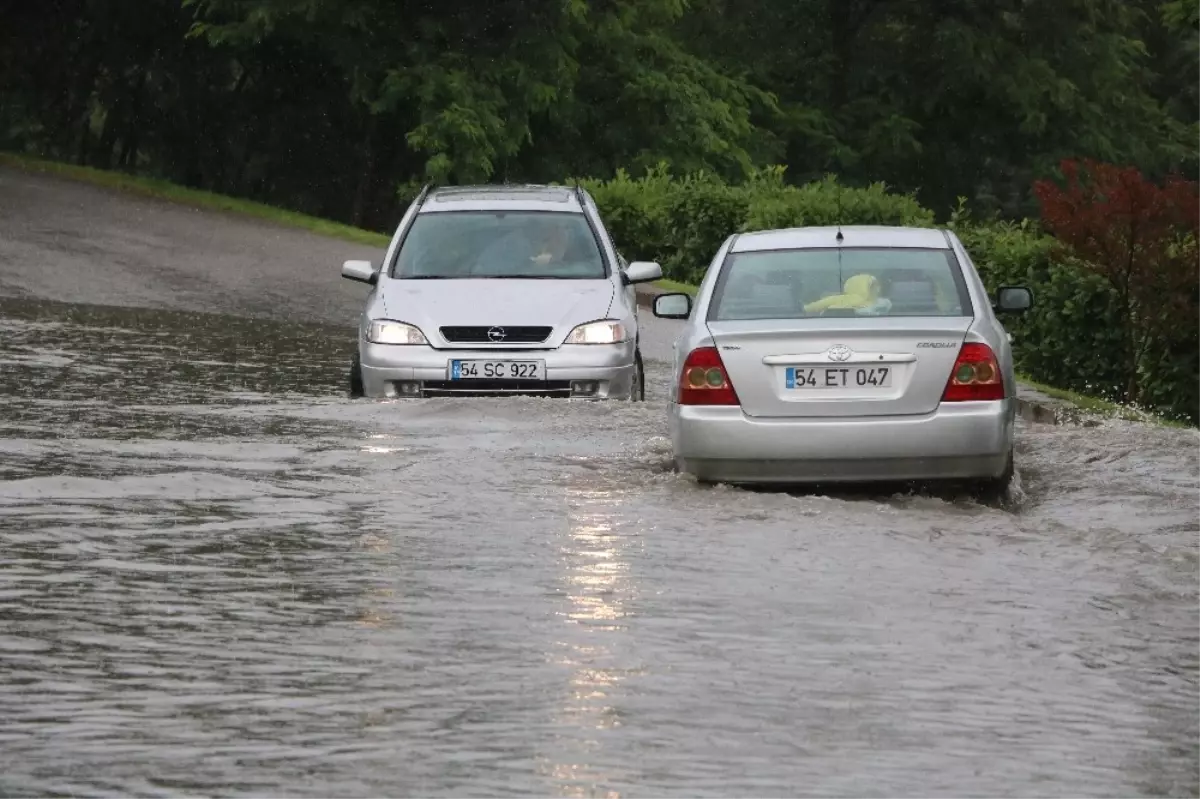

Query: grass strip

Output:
[0, 152, 392, 248]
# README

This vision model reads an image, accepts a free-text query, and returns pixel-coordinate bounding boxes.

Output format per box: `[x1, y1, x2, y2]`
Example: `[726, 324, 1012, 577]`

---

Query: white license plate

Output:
[450, 360, 545, 380]
[786, 365, 892, 389]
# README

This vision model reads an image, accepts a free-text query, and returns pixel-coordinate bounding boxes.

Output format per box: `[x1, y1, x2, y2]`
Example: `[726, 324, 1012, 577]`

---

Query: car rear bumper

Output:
[670, 401, 1014, 483]
[360, 341, 636, 399]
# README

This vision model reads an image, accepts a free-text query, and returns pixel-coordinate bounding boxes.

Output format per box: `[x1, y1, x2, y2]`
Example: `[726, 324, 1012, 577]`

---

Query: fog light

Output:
[396, 381, 422, 397]
[571, 380, 599, 396]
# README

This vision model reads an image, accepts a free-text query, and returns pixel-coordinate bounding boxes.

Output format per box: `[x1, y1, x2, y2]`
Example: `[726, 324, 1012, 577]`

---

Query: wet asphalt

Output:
[0, 165, 1197, 797]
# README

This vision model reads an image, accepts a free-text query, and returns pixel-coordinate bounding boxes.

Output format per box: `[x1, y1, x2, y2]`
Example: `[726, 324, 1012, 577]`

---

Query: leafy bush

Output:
[742, 174, 935, 232]
[948, 209, 1131, 404]
[579, 165, 933, 281]
[574, 165, 674, 269]
[660, 173, 750, 283]
[1032, 159, 1199, 413]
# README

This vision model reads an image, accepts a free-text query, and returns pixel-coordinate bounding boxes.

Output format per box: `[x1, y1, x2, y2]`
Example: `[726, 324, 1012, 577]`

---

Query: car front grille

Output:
[421, 380, 572, 397]
[439, 326, 552, 344]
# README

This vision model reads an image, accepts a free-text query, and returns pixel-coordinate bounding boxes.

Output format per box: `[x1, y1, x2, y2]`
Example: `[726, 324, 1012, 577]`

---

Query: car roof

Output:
[420, 184, 586, 213]
[731, 225, 950, 252]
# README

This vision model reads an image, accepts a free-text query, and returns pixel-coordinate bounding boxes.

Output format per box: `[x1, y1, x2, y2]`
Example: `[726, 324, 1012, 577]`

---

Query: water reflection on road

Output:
[0, 297, 1196, 797]
[540, 478, 643, 797]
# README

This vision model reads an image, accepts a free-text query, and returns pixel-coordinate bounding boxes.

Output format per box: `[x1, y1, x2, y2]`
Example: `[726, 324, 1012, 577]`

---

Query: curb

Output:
[1014, 387, 1076, 426]
[638, 284, 1067, 425]
[1015, 397, 1064, 425]
[634, 283, 661, 309]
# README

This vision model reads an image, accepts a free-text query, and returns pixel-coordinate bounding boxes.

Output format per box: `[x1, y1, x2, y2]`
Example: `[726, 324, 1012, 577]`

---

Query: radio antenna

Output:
[835, 181, 845, 287]
[835, 178, 844, 244]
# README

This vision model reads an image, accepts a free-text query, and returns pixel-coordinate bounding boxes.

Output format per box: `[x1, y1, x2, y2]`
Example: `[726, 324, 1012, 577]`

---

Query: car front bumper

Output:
[670, 400, 1014, 484]
[360, 341, 637, 399]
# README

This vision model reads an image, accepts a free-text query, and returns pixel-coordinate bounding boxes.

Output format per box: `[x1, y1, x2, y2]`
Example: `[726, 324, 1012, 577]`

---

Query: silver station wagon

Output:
[341, 184, 662, 400]
[652, 225, 1033, 496]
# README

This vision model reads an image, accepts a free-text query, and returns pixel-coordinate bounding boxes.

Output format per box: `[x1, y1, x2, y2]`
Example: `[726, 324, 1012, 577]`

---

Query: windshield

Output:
[393, 211, 608, 279]
[708, 247, 973, 321]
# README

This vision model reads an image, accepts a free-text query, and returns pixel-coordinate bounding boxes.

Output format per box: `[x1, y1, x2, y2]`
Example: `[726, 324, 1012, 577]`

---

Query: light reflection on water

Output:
[540, 479, 643, 798]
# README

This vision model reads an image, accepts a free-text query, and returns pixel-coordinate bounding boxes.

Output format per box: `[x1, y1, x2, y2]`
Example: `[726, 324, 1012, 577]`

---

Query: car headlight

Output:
[367, 320, 428, 345]
[565, 320, 627, 345]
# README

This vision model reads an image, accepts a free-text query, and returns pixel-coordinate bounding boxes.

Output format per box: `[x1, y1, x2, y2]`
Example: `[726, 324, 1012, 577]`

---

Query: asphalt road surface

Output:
[1, 165, 1197, 797]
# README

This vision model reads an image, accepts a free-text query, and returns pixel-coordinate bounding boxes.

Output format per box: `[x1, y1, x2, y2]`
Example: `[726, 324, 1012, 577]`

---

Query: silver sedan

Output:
[341, 184, 662, 400]
[652, 225, 1033, 495]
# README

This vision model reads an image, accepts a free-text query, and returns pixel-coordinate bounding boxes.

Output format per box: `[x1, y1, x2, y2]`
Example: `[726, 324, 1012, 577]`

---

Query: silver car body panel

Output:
[351, 185, 648, 399]
[375, 279, 615, 346]
[672, 402, 1013, 484]
[665, 225, 1020, 484]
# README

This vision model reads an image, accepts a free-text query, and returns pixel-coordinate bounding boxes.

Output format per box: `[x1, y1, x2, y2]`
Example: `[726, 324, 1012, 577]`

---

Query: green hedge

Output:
[574, 165, 933, 284]
[568, 167, 1196, 424]
[948, 214, 1130, 402]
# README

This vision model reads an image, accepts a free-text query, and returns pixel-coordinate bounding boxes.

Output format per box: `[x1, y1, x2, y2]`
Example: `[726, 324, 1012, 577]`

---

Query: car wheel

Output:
[349, 351, 365, 398]
[971, 449, 1014, 502]
[628, 350, 645, 401]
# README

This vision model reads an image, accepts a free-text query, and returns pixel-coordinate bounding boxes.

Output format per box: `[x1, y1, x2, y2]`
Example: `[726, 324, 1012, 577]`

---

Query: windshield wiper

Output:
[401, 275, 457, 279]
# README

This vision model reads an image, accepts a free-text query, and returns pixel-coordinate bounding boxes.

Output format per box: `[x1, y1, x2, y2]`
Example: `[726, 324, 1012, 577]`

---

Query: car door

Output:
[616, 251, 639, 321]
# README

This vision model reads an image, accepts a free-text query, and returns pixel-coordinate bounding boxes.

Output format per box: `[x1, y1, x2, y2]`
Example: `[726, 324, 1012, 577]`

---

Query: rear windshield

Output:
[393, 211, 608, 279]
[708, 247, 973, 321]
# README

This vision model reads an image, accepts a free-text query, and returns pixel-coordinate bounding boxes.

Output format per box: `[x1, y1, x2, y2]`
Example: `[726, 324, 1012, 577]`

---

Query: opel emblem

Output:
[827, 344, 852, 362]
[487, 326, 507, 342]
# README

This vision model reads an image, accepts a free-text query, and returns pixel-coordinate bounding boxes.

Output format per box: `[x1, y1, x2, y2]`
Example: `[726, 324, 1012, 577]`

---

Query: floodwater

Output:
[0, 296, 1196, 797]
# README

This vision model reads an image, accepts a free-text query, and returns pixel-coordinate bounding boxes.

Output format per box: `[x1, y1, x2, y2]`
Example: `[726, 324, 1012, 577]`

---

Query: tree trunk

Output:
[117, 69, 148, 170]
[1126, 327, 1141, 406]
[351, 114, 378, 228]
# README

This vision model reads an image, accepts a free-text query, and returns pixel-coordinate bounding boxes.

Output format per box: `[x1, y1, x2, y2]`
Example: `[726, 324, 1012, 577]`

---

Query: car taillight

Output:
[942, 342, 1005, 402]
[679, 346, 740, 406]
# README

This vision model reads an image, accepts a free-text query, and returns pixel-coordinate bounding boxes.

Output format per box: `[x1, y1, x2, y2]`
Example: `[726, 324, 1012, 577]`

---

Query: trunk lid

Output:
[707, 317, 972, 418]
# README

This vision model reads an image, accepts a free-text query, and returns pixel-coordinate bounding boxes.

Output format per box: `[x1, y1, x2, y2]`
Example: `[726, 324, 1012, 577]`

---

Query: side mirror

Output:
[622, 261, 663, 285]
[653, 292, 692, 319]
[342, 260, 377, 285]
[994, 285, 1033, 313]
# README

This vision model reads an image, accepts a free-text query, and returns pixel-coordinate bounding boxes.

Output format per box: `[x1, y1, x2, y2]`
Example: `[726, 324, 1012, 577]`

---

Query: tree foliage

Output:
[2, 0, 1195, 228]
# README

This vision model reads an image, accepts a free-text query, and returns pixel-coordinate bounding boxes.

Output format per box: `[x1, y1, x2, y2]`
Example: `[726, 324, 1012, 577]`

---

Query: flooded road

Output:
[1, 168, 1198, 797]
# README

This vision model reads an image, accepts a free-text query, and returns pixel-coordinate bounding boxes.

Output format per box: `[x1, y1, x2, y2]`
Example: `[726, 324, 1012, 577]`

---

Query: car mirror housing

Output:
[623, 261, 663, 285]
[994, 285, 1032, 313]
[342, 260, 377, 285]
[653, 292, 692, 319]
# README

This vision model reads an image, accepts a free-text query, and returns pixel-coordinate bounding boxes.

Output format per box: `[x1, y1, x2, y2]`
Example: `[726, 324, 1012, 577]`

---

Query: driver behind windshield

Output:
[529, 221, 570, 266]
[474, 216, 575, 275]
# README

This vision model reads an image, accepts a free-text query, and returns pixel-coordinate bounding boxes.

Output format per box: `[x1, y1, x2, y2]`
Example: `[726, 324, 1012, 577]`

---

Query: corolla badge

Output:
[487, 326, 507, 342]
[826, 344, 853, 362]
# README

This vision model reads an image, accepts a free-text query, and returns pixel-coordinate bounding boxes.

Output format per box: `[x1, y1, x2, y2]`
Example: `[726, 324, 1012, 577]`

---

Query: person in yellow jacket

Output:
[803, 273, 893, 315]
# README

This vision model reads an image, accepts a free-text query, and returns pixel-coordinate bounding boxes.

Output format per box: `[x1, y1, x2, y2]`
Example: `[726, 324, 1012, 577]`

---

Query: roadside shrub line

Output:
[3, 152, 1192, 425]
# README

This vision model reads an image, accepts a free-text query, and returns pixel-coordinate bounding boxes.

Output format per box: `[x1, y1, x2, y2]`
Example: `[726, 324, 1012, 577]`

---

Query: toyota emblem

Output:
[487, 326, 507, 342]
[826, 344, 852, 362]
